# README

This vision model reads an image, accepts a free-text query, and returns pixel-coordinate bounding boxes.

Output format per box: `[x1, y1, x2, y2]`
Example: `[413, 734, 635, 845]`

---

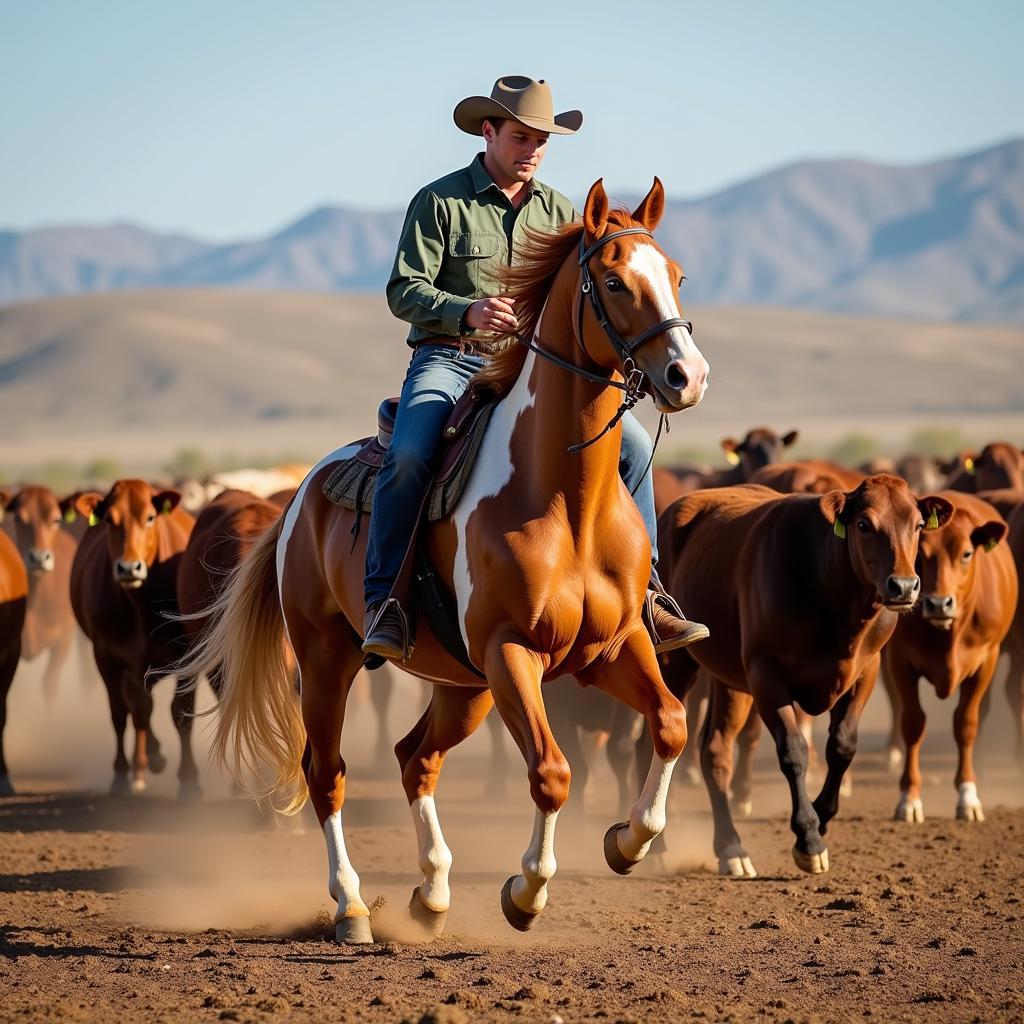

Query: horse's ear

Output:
[583, 179, 610, 240]
[632, 177, 665, 231]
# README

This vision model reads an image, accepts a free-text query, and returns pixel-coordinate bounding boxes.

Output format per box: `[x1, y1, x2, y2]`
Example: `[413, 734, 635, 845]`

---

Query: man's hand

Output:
[463, 296, 518, 335]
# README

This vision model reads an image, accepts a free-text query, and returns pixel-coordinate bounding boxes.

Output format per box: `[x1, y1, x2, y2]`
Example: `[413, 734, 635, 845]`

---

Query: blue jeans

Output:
[364, 343, 658, 607]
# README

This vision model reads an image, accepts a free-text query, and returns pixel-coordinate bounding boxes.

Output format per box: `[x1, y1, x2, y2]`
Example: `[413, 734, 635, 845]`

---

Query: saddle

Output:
[321, 389, 497, 676]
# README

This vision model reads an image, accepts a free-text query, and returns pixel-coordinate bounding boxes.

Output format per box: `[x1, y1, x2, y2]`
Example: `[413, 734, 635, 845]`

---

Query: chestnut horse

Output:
[0, 530, 28, 795]
[181, 180, 708, 943]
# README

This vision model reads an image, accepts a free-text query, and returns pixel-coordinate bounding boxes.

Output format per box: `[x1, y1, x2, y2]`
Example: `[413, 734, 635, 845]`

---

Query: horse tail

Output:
[178, 517, 309, 813]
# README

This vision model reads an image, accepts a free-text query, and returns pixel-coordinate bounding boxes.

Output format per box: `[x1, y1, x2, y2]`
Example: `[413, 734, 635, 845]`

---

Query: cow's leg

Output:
[893, 657, 927, 823]
[484, 709, 510, 799]
[549, 699, 588, 815]
[122, 674, 158, 793]
[730, 699, 762, 818]
[0, 649, 20, 796]
[1005, 641, 1024, 769]
[879, 665, 904, 770]
[171, 677, 201, 799]
[578, 630, 687, 877]
[953, 649, 999, 822]
[395, 684, 493, 934]
[701, 682, 757, 876]
[605, 703, 642, 819]
[93, 651, 132, 796]
[750, 657, 828, 874]
[484, 633, 570, 931]
[812, 667, 877, 833]
[680, 672, 710, 785]
[297, 621, 369, 944]
[370, 663, 396, 772]
[41, 629, 73, 704]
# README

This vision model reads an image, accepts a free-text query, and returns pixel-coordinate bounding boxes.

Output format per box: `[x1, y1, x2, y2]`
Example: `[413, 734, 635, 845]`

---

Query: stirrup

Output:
[362, 598, 412, 661]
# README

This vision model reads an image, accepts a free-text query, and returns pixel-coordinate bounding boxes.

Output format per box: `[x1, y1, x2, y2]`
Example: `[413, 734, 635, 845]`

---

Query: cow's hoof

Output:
[178, 779, 203, 802]
[719, 853, 757, 878]
[894, 795, 924, 823]
[335, 915, 374, 944]
[408, 887, 447, 938]
[732, 797, 753, 818]
[839, 775, 853, 799]
[0, 774, 14, 798]
[603, 821, 640, 876]
[129, 777, 147, 794]
[886, 747, 904, 771]
[148, 752, 167, 775]
[109, 775, 132, 798]
[500, 876, 539, 932]
[792, 846, 829, 874]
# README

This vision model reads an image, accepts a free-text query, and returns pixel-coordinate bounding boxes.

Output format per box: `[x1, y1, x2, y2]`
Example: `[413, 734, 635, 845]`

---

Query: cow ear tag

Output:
[726, 451, 741, 466]
[964, 457, 975, 474]
[63, 509, 77, 524]
[833, 521, 846, 539]
[926, 510, 939, 530]
[161, 499, 172, 515]
[984, 538, 997, 552]
[88, 512, 99, 527]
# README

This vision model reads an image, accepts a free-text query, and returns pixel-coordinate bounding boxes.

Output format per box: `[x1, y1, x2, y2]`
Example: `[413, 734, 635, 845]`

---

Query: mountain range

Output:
[2, 139, 1023, 322]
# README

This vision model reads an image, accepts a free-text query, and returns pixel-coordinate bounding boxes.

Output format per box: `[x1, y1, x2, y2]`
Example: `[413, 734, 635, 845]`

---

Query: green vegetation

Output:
[827, 433, 880, 467]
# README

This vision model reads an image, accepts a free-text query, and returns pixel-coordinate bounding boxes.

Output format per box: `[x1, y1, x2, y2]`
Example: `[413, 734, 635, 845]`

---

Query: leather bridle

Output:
[515, 226, 693, 456]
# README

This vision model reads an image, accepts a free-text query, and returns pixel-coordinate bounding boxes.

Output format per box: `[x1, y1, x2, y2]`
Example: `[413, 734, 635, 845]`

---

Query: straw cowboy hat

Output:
[453, 76, 583, 136]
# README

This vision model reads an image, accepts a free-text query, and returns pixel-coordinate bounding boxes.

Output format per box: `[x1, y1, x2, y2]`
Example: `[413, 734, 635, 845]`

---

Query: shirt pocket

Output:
[449, 232, 502, 297]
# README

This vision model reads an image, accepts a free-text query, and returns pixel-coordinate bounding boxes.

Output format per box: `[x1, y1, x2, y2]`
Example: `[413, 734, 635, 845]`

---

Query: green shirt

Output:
[387, 153, 577, 346]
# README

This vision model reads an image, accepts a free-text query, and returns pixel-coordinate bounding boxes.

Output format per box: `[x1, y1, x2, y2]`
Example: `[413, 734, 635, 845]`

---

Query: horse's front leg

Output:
[749, 656, 828, 874]
[484, 634, 569, 932]
[579, 628, 687, 874]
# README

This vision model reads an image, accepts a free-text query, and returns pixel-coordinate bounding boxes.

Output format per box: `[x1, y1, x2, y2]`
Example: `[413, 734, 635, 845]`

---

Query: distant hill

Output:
[1, 290, 1021, 473]
[2, 139, 1022, 323]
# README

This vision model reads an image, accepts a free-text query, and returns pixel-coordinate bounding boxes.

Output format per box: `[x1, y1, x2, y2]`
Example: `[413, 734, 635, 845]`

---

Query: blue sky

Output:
[3, 1, 1021, 239]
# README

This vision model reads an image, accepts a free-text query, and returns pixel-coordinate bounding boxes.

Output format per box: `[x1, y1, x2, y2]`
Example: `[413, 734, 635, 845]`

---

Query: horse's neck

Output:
[498, 277, 626, 525]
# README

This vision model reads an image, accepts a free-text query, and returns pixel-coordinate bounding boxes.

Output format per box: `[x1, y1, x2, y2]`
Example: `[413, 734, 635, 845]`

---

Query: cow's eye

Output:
[145, 513, 156, 526]
[962, 549, 973, 562]
[856, 519, 871, 533]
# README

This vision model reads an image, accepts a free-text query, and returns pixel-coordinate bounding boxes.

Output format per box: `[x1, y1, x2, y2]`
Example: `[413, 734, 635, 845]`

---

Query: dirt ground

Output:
[1, 655, 1023, 1024]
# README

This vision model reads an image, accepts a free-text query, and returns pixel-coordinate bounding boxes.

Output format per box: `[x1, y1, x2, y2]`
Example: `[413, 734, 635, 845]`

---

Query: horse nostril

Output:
[664, 361, 689, 393]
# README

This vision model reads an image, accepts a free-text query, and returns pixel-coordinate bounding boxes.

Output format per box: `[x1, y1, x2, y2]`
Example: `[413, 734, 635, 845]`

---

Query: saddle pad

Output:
[321, 401, 496, 522]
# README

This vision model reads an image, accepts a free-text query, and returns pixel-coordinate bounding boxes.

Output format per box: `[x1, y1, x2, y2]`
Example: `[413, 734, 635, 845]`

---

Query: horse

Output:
[177, 178, 709, 943]
[0, 530, 28, 795]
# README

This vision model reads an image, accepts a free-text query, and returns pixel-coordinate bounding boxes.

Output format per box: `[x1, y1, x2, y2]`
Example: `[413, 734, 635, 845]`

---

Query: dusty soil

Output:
[1, 659, 1023, 1023]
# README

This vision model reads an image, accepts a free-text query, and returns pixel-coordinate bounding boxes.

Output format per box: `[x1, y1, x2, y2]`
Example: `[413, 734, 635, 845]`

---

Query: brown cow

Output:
[750, 459, 865, 495]
[657, 475, 951, 877]
[0, 530, 28, 795]
[884, 492, 1017, 822]
[70, 480, 194, 795]
[1, 487, 79, 700]
[1005, 502, 1024, 766]
[944, 442, 1024, 493]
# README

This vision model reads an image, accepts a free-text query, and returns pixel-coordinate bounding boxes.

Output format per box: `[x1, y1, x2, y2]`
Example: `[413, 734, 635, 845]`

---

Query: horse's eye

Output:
[605, 278, 623, 292]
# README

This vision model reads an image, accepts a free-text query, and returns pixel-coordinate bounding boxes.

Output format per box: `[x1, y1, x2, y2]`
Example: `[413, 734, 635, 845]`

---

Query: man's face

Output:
[482, 119, 549, 183]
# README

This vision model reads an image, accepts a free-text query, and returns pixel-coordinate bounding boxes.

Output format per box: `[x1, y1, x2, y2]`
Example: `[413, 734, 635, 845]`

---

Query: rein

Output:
[514, 226, 691, 470]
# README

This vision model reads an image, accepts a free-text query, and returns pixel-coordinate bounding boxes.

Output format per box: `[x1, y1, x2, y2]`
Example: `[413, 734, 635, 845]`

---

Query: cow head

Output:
[819, 474, 953, 610]
[3, 486, 63, 576]
[970, 442, 1024, 492]
[916, 495, 1007, 632]
[76, 480, 181, 589]
[721, 427, 798, 477]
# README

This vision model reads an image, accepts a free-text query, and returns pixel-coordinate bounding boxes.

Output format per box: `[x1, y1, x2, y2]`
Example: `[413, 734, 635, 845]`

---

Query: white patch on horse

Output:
[616, 754, 678, 861]
[411, 795, 453, 912]
[626, 243, 708, 394]
[324, 810, 370, 922]
[509, 807, 558, 914]
[275, 445, 361, 667]
[451, 350, 538, 652]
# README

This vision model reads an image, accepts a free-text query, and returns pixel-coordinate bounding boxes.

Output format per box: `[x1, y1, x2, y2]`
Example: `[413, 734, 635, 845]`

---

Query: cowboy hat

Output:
[453, 76, 583, 136]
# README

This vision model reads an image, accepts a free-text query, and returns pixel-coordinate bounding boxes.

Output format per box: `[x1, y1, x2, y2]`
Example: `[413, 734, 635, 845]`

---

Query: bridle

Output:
[515, 226, 694, 457]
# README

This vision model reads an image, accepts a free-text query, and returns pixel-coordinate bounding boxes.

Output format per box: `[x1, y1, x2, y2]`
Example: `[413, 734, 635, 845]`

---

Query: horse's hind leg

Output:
[395, 684, 494, 934]
[484, 634, 571, 931]
[579, 630, 688, 877]
[296, 620, 369, 943]
[701, 682, 757, 877]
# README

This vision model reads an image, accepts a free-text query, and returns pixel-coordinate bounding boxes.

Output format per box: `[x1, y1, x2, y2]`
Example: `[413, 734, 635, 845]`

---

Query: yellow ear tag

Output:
[984, 538, 997, 552]
[726, 451, 741, 466]
[964, 457, 975, 474]
[833, 521, 846, 539]
[161, 499, 172, 515]
[63, 509, 77, 524]
[88, 512, 99, 527]
[926, 510, 939, 530]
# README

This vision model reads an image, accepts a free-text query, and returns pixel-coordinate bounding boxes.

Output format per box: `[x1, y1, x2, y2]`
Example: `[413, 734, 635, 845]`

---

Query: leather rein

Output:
[514, 226, 693, 459]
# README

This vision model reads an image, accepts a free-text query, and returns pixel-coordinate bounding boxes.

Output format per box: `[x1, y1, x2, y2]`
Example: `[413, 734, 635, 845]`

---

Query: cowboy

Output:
[363, 76, 708, 659]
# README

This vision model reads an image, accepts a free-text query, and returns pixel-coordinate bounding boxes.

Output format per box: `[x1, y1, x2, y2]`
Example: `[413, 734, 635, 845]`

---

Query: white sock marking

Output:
[618, 754, 678, 861]
[510, 807, 558, 915]
[411, 795, 453, 912]
[324, 810, 369, 922]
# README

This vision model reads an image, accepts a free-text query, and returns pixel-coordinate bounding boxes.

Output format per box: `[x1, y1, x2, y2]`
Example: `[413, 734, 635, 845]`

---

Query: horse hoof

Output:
[894, 795, 924, 823]
[603, 822, 640, 876]
[732, 798, 753, 818]
[408, 887, 448, 938]
[792, 846, 829, 874]
[719, 855, 757, 878]
[0, 775, 14, 798]
[178, 780, 203, 802]
[500, 876, 539, 932]
[109, 775, 132, 798]
[335, 915, 374, 944]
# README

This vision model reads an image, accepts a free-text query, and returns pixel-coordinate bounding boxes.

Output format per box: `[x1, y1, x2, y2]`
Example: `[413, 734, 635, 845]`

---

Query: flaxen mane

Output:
[470, 209, 638, 398]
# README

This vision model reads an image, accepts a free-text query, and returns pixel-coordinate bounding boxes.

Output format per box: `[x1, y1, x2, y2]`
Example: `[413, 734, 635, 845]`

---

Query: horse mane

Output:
[470, 207, 637, 398]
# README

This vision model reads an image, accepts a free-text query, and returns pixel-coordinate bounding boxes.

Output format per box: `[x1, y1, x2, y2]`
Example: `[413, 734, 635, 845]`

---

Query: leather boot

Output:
[642, 570, 710, 653]
[362, 598, 410, 661]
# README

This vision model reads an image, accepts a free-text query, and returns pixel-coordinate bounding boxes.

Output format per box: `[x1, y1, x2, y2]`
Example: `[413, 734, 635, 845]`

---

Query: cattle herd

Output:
[0, 431, 1023, 902]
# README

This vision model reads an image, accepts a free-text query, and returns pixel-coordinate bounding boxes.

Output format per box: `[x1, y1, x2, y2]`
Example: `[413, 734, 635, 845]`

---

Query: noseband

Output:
[515, 226, 693, 457]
